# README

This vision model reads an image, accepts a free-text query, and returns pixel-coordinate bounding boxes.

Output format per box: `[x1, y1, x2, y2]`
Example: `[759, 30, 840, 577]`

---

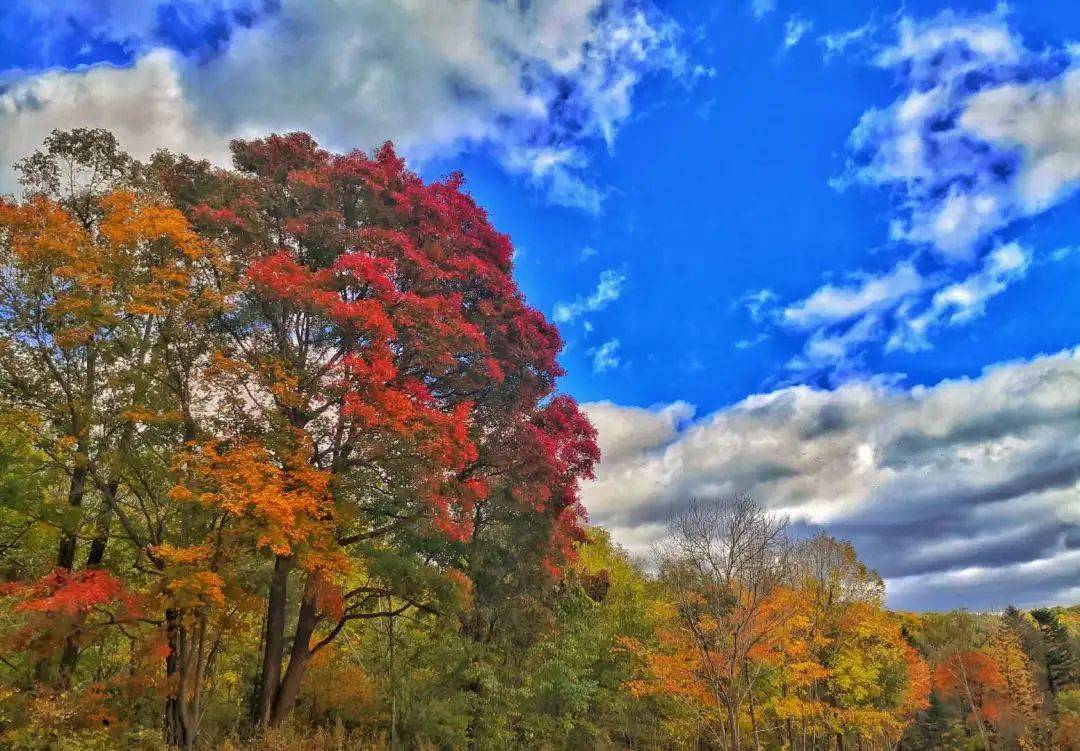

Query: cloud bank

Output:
[0, 0, 684, 210]
[584, 348, 1080, 611]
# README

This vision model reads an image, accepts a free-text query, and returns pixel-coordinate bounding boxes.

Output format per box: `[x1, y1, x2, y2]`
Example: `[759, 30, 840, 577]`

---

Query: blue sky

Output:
[2, 0, 1078, 610]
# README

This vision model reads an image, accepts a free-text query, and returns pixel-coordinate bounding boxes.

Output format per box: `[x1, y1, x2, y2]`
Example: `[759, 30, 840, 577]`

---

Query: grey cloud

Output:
[583, 348, 1080, 611]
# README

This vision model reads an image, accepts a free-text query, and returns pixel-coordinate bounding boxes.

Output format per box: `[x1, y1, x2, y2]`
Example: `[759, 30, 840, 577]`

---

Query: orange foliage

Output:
[169, 439, 340, 569]
[934, 650, 1008, 724]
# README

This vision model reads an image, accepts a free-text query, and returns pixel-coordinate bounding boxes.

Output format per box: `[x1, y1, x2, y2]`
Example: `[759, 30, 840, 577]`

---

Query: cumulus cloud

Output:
[0, 0, 683, 209]
[0, 51, 229, 186]
[770, 9, 1080, 375]
[582, 348, 1080, 610]
[839, 8, 1075, 261]
[962, 67, 1080, 214]
[553, 268, 627, 323]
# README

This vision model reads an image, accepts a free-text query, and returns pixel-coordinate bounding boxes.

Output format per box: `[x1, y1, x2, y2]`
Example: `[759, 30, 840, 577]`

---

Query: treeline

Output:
[0, 131, 1076, 751]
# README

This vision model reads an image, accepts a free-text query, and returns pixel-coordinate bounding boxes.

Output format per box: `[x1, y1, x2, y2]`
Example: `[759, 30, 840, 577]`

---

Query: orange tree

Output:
[0, 130, 221, 694]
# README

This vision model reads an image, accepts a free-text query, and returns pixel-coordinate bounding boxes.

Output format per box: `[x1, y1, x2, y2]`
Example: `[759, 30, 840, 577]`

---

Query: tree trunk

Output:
[165, 609, 195, 749]
[55, 492, 116, 684]
[728, 701, 741, 751]
[34, 465, 90, 685]
[57, 464, 88, 570]
[84, 488, 115, 568]
[253, 556, 292, 728]
[269, 576, 320, 726]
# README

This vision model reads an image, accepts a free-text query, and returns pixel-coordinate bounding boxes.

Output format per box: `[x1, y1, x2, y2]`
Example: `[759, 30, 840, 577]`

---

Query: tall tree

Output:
[1031, 608, 1079, 697]
[152, 133, 597, 733]
[0, 129, 216, 688]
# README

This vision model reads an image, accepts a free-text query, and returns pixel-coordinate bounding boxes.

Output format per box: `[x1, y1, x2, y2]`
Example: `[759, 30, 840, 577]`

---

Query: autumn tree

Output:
[653, 495, 792, 751]
[150, 132, 597, 735]
[761, 535, 929, 751]
[0, 129, 220, 693]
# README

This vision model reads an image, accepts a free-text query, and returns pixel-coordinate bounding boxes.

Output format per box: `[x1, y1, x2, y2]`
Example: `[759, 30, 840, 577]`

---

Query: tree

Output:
[654, 495, 792, 751]
[0, 129, 217, 690]
[1031, 608, 1078, 697]
[986, 620, 1042, 747]
[934, 650, 1008, 751]
[151, 132, 597, 734]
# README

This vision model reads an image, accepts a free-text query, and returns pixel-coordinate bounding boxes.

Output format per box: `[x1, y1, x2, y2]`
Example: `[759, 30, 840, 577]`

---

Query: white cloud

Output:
[751, 0, 776, 20]
[962, 67, 1080, 213]
[889, 242, 1031, 351]
[770, 9, 1076, 373]
[0, 51, 227, 189]
[818, 23, 875, 62]
[736, 288, 780, 323]
[789, 313, 881, 372]
[582, 347, 1080, 610]
[1051, 245, 1076, 262]
[553, 268, 627, 323]
[578, 245, 599, 262]
[838, 8, 1080, 262]
[783, 15, 812, 51]
[782, 262, 926, 330]
[735, 333, 768, 350]
[0, 0, 684, 209]
[777, 245, 1029, 373]
[587, 399, 695, 465]
[590, 338, 622, 373]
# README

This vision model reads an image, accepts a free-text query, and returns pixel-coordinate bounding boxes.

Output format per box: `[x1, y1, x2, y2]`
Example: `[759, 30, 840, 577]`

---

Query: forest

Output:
[0, 129, 1076, 751]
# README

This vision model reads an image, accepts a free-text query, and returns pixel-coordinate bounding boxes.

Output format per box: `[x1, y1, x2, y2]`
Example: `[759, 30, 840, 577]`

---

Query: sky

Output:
[1, 0, 1078, 611]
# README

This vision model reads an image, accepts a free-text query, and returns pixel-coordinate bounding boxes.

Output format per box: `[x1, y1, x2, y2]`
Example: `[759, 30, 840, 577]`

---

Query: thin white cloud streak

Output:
[782, 262, 926, 330]
[553, 268, 627, 323]
[888, 242, 1031, 352]
[818, 23, 875, 62]
[736, 288, 779, 324]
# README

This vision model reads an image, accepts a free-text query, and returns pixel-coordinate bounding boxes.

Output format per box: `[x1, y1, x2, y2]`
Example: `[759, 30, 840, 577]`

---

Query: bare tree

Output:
[656, 495, 792, 751]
